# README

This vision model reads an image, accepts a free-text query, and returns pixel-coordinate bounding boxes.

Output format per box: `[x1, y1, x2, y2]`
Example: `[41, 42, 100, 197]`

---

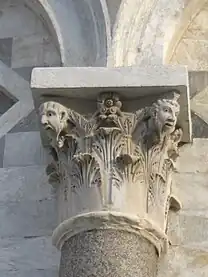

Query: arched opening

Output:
[164, 0, 208, 137]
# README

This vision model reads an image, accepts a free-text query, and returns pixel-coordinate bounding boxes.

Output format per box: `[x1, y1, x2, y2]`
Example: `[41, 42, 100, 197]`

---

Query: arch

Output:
[25, 0, 111, 66]
[110, 0, 189, 67]
[109, 0, 158, 66]
[24, 0, 65, 66]
[164, 0, 208, 70]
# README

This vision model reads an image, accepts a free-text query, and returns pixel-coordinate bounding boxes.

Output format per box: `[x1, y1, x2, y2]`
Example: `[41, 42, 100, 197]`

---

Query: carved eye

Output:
[164, 108, 169, 113]
[47, 111, 55, 117]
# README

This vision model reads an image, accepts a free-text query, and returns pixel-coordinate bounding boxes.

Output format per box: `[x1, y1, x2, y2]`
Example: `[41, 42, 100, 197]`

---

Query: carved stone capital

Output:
[39, 91, 182, 254]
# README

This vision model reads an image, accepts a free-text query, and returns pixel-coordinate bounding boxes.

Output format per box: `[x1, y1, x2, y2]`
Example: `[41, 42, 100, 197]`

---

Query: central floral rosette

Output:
[97, 92, 122, 122]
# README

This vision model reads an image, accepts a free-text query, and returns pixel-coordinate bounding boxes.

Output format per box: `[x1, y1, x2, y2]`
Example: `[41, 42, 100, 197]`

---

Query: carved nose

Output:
[41, 116, 48, 125]
[167, 117, 175, 123]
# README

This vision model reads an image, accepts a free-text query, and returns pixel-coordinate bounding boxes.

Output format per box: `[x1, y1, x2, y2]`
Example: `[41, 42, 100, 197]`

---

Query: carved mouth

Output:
[165, 122, 174, 127]
[44, 125, 53, 130]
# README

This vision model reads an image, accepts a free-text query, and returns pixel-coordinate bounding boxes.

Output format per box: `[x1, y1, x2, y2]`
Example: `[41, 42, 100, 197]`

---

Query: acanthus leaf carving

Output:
[71, 153, 102, 193]
[39, 90, 183, 240]
[93, 127, 125, 205]
[46, 161, 60, 187]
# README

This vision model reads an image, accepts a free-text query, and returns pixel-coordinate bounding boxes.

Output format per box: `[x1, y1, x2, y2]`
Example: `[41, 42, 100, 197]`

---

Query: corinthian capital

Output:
[38, 91, 182, 254]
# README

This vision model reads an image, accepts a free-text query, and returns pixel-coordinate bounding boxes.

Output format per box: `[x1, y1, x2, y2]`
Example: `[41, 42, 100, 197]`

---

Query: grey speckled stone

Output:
[0, 236, 59, 275]
[0, 90, 16, 116]
[60, 230, 158, 277]
[9, 109, 39, 133]
[3, 131, 50, 167]
[189, 71, 208, 99]
[0, 136, 5, 168]
[13, 66, 34, 82]
[191, 112, 208, 138]
[0, 37, 13, 66]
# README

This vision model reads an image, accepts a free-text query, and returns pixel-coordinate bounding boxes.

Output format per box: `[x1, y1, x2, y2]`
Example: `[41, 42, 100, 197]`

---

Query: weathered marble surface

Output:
[3, 131, 50, 167]
[0, 236, 59, 277]
[0, 161, 60, 276]
[176, 138, 208, 173]
[0, 165, 57, 237]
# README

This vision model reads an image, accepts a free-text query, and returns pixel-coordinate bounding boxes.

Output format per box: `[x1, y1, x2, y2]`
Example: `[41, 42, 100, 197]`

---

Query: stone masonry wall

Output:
[158, 139, 208, 277]
[0, 1, 60, 276]
[0, 131, 60, 277]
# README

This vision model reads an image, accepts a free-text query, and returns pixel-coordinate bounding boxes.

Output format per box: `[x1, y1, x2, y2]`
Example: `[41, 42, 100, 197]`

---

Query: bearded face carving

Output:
[39, 101, 69, 147]
[151, 92, 180, 137]
[156, 101, 179, 133]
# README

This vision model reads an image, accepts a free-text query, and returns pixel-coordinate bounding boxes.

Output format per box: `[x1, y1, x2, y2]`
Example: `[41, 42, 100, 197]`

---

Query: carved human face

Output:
[39, 102, 68, 136]
[156, 102, 179, 134]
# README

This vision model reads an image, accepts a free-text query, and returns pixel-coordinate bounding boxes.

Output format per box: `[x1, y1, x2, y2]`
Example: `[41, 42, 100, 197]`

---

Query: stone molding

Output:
[52, 211, 167, 255]
[39, 90, 182, 254]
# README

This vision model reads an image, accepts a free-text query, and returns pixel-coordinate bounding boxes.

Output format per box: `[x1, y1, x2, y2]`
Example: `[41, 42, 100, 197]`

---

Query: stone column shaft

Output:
[60, 230, 158, 277]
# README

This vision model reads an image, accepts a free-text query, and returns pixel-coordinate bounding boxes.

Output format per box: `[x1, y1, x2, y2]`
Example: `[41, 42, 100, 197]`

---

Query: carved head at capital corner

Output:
[151, 91, 180, 137]
[39, 101, 69, 147]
